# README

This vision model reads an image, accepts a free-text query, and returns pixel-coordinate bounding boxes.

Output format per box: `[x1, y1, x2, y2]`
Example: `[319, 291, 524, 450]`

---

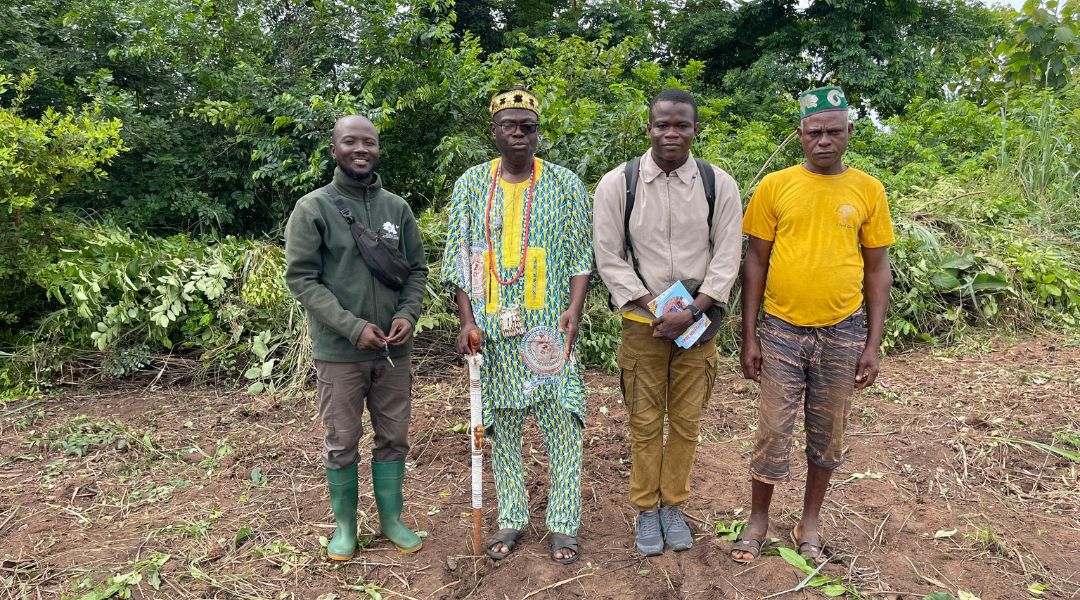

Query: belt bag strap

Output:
[326, 185, 411, 291]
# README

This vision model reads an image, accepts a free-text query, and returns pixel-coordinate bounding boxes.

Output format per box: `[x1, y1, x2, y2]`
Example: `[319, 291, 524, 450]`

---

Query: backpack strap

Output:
[622, 156, 641, 258]
[695, 158, 715, 230]
[326, 185, 362, 251]
[619, 156, 715, 297]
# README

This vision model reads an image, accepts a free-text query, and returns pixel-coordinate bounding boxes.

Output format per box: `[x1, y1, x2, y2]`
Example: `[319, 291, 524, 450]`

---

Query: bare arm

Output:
[559, 274, 590, 358]
[856, 246, 892, 389]
[740, 236, 773, 381]
[453, 288, 483, 355]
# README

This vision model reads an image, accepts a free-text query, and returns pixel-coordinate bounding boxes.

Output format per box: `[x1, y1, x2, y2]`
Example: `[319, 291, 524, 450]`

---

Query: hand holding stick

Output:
[466, 328, 484, 555]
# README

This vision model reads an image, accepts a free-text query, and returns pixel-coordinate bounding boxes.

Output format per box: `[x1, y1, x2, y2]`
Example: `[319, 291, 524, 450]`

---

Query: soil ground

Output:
[1, 335, 1078, 600]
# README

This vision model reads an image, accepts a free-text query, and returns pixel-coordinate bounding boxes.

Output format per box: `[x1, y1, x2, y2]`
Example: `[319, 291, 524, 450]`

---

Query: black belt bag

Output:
[326, 186, 411, 291]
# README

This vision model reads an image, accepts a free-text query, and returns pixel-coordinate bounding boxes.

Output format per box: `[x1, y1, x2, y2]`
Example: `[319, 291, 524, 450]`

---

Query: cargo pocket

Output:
[316, 367, 337, 437]
[703, 353, 719, 409]
[617, 353, 638, 415]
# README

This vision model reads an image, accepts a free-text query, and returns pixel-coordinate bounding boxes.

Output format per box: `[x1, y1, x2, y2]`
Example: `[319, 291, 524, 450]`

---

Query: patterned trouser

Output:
[750, 311, 866, 484]
[490, 395, 583, 536]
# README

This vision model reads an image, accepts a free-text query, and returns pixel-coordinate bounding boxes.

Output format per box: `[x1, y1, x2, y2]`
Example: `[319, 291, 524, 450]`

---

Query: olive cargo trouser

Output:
[316, 357, 413, 469]
[618, 320, 719, 511]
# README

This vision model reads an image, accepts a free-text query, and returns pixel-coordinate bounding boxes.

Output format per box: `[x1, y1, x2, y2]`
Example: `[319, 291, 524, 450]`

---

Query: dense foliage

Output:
[1, 0, 1078, 396]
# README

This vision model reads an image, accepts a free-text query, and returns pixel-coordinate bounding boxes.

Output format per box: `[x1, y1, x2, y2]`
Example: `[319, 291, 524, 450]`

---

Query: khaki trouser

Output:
[316, 357, 412, 469]
[618, 320, 719, 511]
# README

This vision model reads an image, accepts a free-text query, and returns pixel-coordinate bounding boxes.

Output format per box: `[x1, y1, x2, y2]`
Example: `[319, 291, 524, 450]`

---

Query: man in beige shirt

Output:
[594, 88, 742, 556]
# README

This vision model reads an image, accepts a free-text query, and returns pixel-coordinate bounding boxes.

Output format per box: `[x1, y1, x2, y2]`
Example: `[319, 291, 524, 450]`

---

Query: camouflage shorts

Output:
[750, 311, 865, 484]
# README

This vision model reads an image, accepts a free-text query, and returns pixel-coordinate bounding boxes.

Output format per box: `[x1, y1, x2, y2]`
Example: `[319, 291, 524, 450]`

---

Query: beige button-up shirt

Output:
[593, 150, 743, 321]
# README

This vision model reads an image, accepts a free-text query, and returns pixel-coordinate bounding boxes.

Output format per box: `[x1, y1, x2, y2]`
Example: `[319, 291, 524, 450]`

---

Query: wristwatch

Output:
[687, 304, 702, 320]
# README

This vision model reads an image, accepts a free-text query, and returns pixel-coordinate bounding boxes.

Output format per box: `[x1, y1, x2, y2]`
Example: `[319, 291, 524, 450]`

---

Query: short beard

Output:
[339, 158, 377, 183]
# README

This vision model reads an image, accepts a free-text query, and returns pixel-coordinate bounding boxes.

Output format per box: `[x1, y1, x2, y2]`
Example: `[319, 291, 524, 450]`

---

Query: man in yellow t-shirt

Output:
[731, 86, 895, 565]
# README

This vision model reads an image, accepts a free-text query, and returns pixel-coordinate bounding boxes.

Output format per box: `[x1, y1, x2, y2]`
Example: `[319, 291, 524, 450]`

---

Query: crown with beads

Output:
[489, 87, 540, 118]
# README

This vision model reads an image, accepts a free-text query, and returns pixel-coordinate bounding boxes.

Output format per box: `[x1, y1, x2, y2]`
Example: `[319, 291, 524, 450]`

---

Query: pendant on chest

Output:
[498, 305, 526, 337]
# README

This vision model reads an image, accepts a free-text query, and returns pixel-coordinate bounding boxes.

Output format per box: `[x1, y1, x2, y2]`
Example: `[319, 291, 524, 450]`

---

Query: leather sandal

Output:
[730, 534, 764, 563]
[549, 532, 580, 565]
[485, 528, 523, 560]
[792, 524, 827, 565]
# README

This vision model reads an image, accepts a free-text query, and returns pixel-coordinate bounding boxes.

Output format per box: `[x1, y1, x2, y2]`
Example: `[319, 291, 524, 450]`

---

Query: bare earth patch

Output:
[1, 335, 1077, 599]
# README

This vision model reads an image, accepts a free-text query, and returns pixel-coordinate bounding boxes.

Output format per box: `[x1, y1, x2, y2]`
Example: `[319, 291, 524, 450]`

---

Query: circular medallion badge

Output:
[520, 326, 564, 377]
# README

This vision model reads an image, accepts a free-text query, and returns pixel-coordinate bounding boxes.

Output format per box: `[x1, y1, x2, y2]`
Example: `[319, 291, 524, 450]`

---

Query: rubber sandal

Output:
[549, 532, 580, 565]
[730, 535, 764, 563]
[792, 525, 827, 565]
[485, 528, 523, 560]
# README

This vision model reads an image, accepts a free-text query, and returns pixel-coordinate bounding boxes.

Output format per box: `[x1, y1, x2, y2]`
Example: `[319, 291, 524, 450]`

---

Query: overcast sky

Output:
[793, 0, 1027, 10]
[987, 0, 1027, 10]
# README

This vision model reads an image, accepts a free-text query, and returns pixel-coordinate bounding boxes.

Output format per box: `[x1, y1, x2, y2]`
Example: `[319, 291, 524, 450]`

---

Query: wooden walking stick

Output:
[466, 329, 484, 555]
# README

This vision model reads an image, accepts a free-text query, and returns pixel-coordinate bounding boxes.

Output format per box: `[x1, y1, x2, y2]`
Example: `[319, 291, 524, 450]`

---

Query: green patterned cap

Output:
[798, 86, 848, 120]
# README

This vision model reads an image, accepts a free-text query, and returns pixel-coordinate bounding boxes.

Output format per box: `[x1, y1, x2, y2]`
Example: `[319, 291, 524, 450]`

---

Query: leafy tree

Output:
[0, 70, 125, 220]
[668, 0, 1003, 117]
[998, 0, 1079, 88]
[0, 70, 126, 332]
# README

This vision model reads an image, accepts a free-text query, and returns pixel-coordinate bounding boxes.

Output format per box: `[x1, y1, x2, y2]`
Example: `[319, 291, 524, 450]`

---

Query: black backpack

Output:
[622, 156, 724, 341]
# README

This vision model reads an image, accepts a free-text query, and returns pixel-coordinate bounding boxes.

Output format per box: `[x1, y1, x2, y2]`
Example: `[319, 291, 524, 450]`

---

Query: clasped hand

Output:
[356, 319, 413, 352]
[651, 308, 694, 341]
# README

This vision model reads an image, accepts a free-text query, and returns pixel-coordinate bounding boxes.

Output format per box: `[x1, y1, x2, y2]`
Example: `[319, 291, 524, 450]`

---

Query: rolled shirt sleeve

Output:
[592, 166, 650, 310]
[698, 168, 744, 304]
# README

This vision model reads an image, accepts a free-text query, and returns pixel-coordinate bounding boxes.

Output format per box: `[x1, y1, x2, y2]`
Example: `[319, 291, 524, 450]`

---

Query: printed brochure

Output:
[646, 281, 711, 349]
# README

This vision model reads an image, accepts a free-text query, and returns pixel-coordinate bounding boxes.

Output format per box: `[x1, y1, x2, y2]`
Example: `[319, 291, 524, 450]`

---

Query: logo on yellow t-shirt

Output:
[835, 203, 858, 230]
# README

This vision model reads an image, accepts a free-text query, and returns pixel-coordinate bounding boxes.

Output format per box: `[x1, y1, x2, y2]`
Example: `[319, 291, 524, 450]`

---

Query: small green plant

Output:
[346, 577, 385, 600]
[449, 421, 469, 434]
[776, 546, 855, 597]
[968, 525, 1010, 557]
[714, 519, 746, 541]
[1053, 428, 1080, 449]
[40, 415, 145, 458]
[155, 507, 224, 540]
[198, 439, 236, 470]
[244, 330, 278, 395]
[252, 540, 308, 575]
[12, 407, 46, 432]
[65, 552, 170, 600]
[859, 406, 880, 426]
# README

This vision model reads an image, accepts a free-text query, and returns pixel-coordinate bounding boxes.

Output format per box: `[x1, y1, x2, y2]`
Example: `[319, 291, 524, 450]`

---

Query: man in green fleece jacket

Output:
[285, 115, 428, 559]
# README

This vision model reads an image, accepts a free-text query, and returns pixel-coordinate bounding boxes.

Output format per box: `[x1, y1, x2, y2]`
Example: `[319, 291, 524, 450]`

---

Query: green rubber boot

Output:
[325, 464, 359, 560]
[371, 460, 423, 553]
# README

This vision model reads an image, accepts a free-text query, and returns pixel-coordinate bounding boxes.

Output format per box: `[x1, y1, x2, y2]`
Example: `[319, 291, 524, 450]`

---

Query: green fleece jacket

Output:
[284, 168, 428, 362]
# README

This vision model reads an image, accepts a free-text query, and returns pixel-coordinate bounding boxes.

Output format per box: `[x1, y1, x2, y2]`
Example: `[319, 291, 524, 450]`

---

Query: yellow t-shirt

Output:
[742, 164, 895, 327]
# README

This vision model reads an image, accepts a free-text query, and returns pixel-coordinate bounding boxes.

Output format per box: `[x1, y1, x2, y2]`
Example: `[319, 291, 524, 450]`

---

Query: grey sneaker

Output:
[635, 510, 664, 556]
[659, 505, 693, 551]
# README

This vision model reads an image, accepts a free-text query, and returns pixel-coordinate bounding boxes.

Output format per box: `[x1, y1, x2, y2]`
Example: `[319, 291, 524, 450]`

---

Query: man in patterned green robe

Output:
[441, 86, 592, 564]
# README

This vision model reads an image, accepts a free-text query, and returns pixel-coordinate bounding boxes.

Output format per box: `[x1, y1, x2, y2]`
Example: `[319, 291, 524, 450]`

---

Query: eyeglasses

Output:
[492, 121, 539, 135]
